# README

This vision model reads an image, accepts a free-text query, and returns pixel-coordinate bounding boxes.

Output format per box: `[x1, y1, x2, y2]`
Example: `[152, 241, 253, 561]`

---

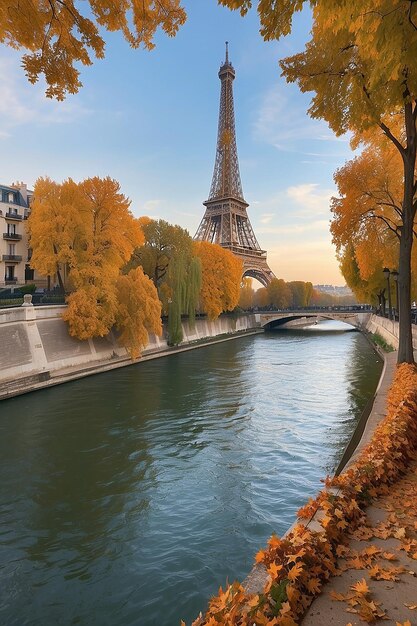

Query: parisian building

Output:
[0, 182, 33, 288]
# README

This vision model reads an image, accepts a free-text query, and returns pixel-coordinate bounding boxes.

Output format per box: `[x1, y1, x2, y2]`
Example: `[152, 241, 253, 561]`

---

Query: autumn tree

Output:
[115, 267, 162, 359]
[29, 176, 161, 356]
[193, 241, 243, 319]
[220, 0, 417, 363]
[27, 177, 86, 291]
[127, 219, 202, 344]
[331, 135, 404, 313]
[61, 176, 144, 338]
[288, 281, 313, 308]
[0, 1, 186, 99]
[239, 277, 255, 310]
[254, 287, 269, 309]
[266, 278, 291, 309]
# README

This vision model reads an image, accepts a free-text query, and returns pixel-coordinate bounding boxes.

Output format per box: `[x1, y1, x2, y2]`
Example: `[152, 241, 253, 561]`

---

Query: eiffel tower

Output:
[194, 43, 275, 287]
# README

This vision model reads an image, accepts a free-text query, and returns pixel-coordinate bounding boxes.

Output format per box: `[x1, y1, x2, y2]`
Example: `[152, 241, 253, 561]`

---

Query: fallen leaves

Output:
[186, 363, 417, 626]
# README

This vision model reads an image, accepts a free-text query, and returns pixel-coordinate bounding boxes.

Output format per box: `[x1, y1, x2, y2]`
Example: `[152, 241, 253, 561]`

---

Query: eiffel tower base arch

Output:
[236, 251, 275, 287]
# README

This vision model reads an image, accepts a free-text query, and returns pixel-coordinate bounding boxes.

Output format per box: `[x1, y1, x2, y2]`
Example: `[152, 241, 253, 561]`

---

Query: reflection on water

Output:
[0, 321, 382, 625]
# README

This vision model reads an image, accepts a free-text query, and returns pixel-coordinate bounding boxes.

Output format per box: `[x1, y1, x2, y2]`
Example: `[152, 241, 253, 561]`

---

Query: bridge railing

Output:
[252, 305, 374, 314]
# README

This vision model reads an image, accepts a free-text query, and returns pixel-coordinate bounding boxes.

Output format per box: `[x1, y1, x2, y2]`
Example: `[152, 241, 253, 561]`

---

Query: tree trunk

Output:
[398, 217, 414, 363]
[56, 268, 65, 293]
[397, 102, 416, 364]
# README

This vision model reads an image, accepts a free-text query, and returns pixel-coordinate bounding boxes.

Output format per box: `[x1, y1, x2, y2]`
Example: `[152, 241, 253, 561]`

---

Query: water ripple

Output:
[0, 321, 382, 626]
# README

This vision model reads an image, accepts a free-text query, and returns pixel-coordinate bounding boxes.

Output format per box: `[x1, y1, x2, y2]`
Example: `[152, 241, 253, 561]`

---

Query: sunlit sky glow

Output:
[0, 1, 357, 285]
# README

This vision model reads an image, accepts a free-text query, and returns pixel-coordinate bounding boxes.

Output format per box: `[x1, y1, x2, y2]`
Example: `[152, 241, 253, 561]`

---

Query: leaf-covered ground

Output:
[303, 453, 417, 625]
[187, 364, 417, 626]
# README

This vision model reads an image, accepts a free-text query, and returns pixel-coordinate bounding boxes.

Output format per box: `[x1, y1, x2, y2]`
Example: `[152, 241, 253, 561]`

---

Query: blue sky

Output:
[0, 1, 355, 285]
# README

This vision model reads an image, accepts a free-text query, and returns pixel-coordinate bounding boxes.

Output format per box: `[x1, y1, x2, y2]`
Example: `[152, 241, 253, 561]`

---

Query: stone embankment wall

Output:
[0, 308, 409, 400]
[366, 314, 417, 350]
[0, 304, 259, 399]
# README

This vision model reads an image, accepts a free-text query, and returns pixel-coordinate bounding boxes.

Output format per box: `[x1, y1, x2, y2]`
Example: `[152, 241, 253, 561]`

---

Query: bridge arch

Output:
[258, 309, 372, 330]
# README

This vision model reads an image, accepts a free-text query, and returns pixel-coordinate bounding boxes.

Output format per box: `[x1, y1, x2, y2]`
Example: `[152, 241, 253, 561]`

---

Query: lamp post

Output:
[391, 270, 399, 321]
[383, 267, 392, 320]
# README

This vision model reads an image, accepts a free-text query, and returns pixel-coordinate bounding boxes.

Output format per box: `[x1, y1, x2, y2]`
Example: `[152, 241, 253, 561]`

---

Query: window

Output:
[8, 192, 15, 203]
[8, 244, 15, 256]
[6, 266, 15, 280]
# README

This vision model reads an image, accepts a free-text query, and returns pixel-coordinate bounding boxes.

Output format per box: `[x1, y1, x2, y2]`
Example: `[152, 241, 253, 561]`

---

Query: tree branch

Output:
[408, 0, 417, 32]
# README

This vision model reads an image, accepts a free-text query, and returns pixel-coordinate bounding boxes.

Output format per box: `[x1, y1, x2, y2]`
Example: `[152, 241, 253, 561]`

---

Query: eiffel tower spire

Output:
[208, 41, 244, 202]
[195, 44, 275, 287]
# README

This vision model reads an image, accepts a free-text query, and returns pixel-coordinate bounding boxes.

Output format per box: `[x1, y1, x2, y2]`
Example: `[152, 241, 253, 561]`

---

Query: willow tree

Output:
[128, 219, 202, 345]
[0, 0, 186, 98]
[221, 0, 417, 364]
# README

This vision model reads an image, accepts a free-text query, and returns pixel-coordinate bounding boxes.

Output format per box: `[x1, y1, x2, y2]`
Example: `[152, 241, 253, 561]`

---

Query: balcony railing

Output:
[4, 278, 17, 284]
[3, 232, 22, 240]
[2, 254, 22, 262]
[5, 211, 23, 220]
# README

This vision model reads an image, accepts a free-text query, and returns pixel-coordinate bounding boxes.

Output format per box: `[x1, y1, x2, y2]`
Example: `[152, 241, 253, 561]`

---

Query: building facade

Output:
[0, 182, 34, 288]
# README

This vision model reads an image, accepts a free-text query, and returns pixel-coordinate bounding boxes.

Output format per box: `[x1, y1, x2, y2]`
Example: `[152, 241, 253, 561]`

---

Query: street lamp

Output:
[383, 267, 392, 320]
[391, 270, 399, 321]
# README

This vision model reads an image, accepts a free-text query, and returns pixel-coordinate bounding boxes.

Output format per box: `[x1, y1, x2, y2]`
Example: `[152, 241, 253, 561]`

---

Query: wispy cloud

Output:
[260, 213, 275, 224]
[134, 199, 161, 218]
[0, 55, 92, 138]
[286, 183, 334, 217]
[249, 183, 334, 223]
[257, 219, 329, 235]
[253, 84, 352, 156]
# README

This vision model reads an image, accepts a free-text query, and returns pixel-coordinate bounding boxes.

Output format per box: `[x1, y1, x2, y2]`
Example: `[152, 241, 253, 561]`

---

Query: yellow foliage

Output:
[115, 267, 162, 359]
[31, 176, 146, 343]
[63, 285, 115, 339]
[0, 0, 187, 98]
[330, 136, 402, 293]
[28, 177, 86, 289]
[193, 241, 243, 319]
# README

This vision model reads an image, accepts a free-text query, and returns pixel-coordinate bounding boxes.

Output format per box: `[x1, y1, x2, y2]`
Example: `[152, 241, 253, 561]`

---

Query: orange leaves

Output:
[255, 549, 266, 563]
[115, 267, 162, 359]
[268, 562, 283, 579]
[192, 241, 242, 320]
[287, 562, 303, 582]
[330, 579, 387, 623]
[305, 578, 321, 594]
[351, 578, 369, 595]
[368, 565, 403, 581]
[32, 176, 150, 347]
[268, 534, 282, 550]
[1, 0, 187, 99]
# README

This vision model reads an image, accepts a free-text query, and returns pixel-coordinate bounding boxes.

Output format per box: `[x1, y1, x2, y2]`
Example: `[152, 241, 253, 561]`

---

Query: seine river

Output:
[0, 321, 382, 626]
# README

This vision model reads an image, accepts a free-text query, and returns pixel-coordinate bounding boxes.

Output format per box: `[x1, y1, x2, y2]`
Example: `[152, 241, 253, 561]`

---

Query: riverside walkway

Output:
[301, 350, 417, 626]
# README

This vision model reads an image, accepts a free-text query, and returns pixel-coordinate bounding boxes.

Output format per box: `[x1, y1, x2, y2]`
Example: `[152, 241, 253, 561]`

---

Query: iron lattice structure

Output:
[195, 43, 275, 287]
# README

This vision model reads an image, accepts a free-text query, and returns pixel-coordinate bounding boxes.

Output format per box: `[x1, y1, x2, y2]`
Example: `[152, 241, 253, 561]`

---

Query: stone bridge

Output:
[256, 307, 373, 330]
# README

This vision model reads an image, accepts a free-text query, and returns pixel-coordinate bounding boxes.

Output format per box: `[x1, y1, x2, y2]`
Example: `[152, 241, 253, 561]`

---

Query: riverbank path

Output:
[302, 351, 417, 626]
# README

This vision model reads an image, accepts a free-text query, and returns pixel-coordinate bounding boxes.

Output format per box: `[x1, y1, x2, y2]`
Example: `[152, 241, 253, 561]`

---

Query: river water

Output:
[0, 321, 382, 626]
